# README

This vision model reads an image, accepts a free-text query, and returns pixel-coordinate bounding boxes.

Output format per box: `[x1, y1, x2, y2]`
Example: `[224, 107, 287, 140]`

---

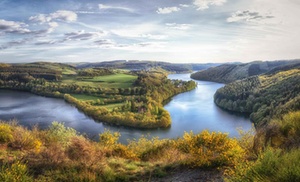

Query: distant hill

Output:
[191, 60, 300, 83]
[214, 62, 300, 126]
[77, 60, 220, 73]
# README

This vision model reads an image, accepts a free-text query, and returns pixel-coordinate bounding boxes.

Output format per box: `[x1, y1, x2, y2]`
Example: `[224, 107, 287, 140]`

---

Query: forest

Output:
[191, 59, 300, 83]
[0, 62, 196, 129]
[214, 63, 300, 126]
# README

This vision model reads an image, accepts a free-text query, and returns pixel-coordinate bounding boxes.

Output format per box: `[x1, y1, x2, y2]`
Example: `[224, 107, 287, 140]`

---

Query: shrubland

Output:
[1, 110, 299, 181]
[0, 121, 245, 181]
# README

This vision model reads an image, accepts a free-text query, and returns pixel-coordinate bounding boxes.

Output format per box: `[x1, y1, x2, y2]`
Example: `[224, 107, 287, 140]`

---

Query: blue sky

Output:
[0, 0, 299, 63]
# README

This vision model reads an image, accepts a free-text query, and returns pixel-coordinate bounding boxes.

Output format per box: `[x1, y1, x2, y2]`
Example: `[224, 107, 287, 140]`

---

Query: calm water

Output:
[0, 74, 252, 143]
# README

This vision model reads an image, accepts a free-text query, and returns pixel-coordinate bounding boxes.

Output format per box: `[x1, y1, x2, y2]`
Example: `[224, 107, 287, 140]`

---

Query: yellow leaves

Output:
[99, 129, 120, 146]
[177, 130, 245, 167]
[0, 161, 32, 182]
[0, 123, 13, 143]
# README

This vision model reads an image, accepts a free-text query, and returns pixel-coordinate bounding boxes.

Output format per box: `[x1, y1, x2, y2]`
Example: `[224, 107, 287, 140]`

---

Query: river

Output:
[0, 74, 252, 143]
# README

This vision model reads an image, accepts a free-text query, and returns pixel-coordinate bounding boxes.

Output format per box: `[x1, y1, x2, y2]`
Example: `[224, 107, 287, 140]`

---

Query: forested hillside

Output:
[77, 60, 220, 73]
[191, 60, 300, 83]
[214, 63, 300, 126]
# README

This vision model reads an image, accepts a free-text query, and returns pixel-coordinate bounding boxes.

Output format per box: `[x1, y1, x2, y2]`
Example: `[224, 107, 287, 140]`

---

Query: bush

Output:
[9, 126, 41, 152]
[0, 161, 32, 182]
[47, 122, 77, 147]
[66, 136, 95, 165]
[226, 148, 300, 182]
[177, 130, 245, 167]
[0, 123, 13, 143]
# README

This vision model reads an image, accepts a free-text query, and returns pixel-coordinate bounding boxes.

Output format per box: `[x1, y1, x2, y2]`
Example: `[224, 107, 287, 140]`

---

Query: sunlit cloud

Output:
[193, 0, 227, 10]
[0, 19, 30, 34]
[156, 7, 181, 14]
[29, 10, 77, 23]
[166, 23, 193, 30]
[98, 4, 135, 13]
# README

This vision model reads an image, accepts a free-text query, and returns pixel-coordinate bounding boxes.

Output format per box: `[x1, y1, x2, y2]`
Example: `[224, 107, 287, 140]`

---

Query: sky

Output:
[0, 0, 299, 63]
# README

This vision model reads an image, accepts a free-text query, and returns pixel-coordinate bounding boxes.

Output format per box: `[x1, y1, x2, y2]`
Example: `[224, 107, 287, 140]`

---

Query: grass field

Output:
[71, 94, 101, 101]
[62, 73, 137, 88]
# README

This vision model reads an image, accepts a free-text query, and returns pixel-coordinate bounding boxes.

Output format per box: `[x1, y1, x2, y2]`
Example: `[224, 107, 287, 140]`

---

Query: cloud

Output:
[50, 10, 77, 22]
[166, 23, 193, 30]
[140, 34, 168, 40]
[227, 10, 274, 23]
[98, 4, 134, 13]
[0, 38, 30, 50]
[64, 30, 106, 41]
[156, 7, 181, 14]
[0, 19, 30, 34]
[180, 4, 190, 8]
[29, 10, 77, 23]
[28, 10, 77, 34]
[94, 39, 116, 48]
[193, 0, 227, 10]
[35, 40, 57, 45]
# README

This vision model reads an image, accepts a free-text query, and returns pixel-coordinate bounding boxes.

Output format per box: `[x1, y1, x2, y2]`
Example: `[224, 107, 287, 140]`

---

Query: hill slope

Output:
[77, 60, 220, 73]
[214, 63, 300, 126]
[191, 60, 300, 83]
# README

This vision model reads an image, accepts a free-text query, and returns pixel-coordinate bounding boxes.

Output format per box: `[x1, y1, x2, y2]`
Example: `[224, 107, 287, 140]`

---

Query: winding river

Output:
[0, 74, 252, 143]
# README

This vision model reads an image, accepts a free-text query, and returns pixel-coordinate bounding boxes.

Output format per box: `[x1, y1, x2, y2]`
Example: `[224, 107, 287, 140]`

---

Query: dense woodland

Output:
[214, 63, 300, 126]
[0, 62, 196, 129]
[191, 59, 300, 83]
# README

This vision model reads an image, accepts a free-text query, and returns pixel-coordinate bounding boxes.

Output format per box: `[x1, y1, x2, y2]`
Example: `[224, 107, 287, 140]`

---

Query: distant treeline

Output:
[77, 60, 220, 73]
[191, 59, 300, 83]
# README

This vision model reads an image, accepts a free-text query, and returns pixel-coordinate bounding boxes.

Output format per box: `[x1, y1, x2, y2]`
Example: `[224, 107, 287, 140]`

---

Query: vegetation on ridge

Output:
[214, 64, 300, 126]
[0, 121, 244, 181]
[191, 60, 300, 83]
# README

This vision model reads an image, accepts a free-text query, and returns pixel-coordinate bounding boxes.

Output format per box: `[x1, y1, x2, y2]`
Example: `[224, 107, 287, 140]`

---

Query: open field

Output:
[71, 94, 101, 101]
[62, 73, 137, 88]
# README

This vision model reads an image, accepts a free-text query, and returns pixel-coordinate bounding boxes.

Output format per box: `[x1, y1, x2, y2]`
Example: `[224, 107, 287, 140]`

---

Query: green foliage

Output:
[177, 130, 245, 167]
[0, 161, 32, 182]
[226, 148, 300, 182]
[0, 123, 13, 143]
[47, 121, 77, 147]
[0, 63, 196, 129]
[191, 60, 300, 83]
[99, 130, 120, 146]
[214, 68, 300, 126]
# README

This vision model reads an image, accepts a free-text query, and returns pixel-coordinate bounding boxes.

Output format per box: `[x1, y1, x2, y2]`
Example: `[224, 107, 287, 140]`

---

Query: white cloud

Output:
[227, 10, 274, 23]
[98, 4, 134, 13]
[50, 10, 77, 22]
[140, 34, 168, 40]
[0, 19, 30, 34]
[156, 7, 181, 14]
[29, 10, 77, 23]
[193, 0, 227, 10]
[166, 23, 193, 30]
[180, 4, 190, 8]
[111, 23, 162, 38]
[64, 30, 106, 41]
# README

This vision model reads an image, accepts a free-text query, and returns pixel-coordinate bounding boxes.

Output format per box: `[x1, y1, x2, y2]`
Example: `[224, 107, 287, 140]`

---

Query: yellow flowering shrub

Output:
[177, 130, 245, 167]
[0, 161, 32, 182]
[0, 123, 13, 143]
